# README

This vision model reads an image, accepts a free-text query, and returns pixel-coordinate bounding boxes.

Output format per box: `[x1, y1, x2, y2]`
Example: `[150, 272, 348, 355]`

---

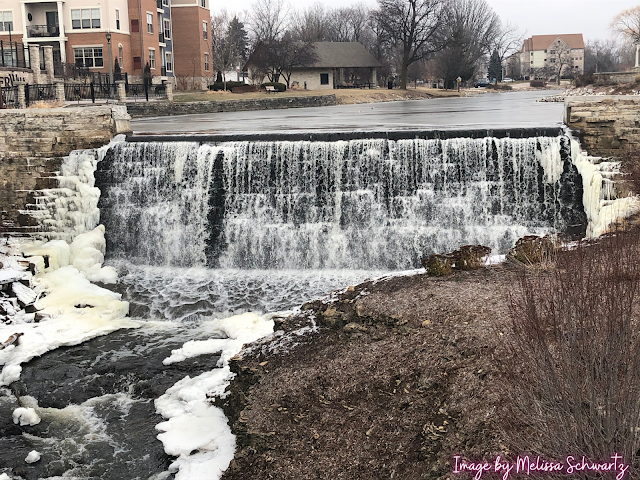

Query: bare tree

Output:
[549, 38, 573, 84]
[373, 0, 445, 89]
[291, 3, 331, 42]
[248, 0, 290, 44]
[248, 35, 317, 87]
[431, 0, 500, 89]
[612, 6, 640, 43]
[584, 39, 621, 74]
[491, 21, 523, 79]
[211, 11, 239, 89]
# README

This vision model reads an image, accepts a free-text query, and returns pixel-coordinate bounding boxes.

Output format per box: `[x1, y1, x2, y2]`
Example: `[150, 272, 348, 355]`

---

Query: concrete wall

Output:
[126, 94, 338, 117]
[290, 69, 334, 90]
[565, 95, 640, 157]
[0, 106, 131, 236]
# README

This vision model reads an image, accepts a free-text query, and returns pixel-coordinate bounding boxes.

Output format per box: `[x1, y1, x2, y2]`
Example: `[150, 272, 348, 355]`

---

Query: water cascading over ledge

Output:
[95, 134, 587, 270]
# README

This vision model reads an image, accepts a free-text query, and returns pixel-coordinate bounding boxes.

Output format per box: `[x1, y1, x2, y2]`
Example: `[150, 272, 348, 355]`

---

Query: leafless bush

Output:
[507, 235, 557, 265]
[504, 232, 640, 477]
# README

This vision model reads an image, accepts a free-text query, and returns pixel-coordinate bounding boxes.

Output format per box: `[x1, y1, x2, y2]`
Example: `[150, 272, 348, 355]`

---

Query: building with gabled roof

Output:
[246, 41, 381, 90]
[519, 34, 585, 80]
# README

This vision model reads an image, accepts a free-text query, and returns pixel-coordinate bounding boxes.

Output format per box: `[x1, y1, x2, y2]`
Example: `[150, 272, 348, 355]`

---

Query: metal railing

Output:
[25, 83, 55, 105]
[27, 24, 60, 38]
[126, 82, 167, 100]
[0, 41, 29, 69]
[64, 82, 116, 103]
[0, 86, 18, 108]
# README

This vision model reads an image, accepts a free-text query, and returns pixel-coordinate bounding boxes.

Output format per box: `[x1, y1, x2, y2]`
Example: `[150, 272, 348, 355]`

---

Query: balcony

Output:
[27, 24, 60, 38]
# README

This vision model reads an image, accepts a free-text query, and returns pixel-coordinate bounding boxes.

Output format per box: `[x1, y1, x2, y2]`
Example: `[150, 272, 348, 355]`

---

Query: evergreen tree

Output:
[488, 49, 502, 84]
[228, 17, 249, 62]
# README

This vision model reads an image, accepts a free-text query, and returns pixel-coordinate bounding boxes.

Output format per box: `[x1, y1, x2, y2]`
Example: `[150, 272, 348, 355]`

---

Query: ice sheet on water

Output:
[155, 312, 275, 480]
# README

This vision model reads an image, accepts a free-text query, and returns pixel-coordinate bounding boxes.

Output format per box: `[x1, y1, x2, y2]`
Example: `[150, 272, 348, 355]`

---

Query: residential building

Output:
[170, 0, 211, 89]
[519, 34, 585, 80]
[0, 0, 174, 82]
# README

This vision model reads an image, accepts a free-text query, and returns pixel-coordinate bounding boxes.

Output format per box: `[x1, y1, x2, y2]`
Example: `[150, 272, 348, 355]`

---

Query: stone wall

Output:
[126, 94, 338, 118]
[564, 96, 640, 157]
[0, 106, 132, 236]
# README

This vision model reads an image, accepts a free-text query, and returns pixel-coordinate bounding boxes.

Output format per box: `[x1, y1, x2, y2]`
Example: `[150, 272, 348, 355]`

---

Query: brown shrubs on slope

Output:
[504, 232, 640, 476]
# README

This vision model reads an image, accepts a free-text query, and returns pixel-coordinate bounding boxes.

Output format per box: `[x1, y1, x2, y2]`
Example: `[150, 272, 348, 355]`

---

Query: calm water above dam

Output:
[132, 90, 565, 135]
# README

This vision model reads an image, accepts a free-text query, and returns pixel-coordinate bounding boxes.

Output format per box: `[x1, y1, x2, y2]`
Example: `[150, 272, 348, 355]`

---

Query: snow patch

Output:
[12, 407, 41, 426]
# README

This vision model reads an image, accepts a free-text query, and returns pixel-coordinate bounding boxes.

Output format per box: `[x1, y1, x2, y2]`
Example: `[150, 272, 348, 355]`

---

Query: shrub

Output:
[261, 82, 287, 92]
[232, 85, 260, 93]
[529, 80, 546, 88]
[507, 235, 556, 265]
[575, 73, 594, 87]
[504, 232, 640, 475]
[422, 245, 491, 275]
[422, 254, 454, 276]
[209, 81, 246, 91]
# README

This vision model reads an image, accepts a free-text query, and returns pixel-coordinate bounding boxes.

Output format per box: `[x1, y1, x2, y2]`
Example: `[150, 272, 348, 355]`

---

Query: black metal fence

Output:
[126, 82, 167, 101]
[0, 86, 18, 108]
[64, 83, 117, 103]
[25, 84, 55, 105]
[0, 41, 29, 69]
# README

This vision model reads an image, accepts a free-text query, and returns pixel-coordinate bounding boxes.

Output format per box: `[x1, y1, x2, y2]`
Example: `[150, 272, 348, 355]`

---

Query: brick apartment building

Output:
[0, 0, 183, 83]
[170, 0, 212, 89]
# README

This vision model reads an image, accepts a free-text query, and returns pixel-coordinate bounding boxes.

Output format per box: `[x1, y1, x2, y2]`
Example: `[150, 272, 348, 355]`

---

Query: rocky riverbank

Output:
[216, 264, 520, 480]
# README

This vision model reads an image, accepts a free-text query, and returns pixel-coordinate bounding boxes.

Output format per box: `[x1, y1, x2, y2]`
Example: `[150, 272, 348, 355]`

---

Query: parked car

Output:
[473, 78, 491, 88]
[503, 77, 513, 83]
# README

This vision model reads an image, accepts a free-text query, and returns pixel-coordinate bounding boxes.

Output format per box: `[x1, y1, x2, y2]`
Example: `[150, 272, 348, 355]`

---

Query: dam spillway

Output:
[95, 131, 586, 270]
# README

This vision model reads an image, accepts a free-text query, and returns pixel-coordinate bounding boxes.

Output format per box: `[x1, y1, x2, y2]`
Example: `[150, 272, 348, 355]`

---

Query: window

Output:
[165, 52, 172, 71]
[163, 0, 169, 5]
[147, 12, 153, 33]
[164, 19, 171, 39]
[550, 49, 556, 54]
[320, 73, 329, 85]
[71, 9, 100, 29]
[0, 12, 13, 32]
[201, 0, 206, 7]
[550, 58, 556, 63]
[149, 48, 155, 69]
[118, 44, 123, 67]
[74, 47, 103, 68]
[115, 9, 120, 30]
[203, 21, 207, 39]
[204, 53, 209, 71]
[131, 19, 139, 32]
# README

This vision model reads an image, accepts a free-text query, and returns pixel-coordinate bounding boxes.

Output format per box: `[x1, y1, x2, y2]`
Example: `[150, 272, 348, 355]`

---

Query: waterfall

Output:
[96, 135, 586, 270]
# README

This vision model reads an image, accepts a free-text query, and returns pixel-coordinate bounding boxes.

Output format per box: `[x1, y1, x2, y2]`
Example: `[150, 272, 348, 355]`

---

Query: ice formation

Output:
[12, 407, 41, 426]
[570, 138, 640, 237]
[0, 227, 136, 387]
[155, 312, 275, 480]
[25, 450, 41, 463]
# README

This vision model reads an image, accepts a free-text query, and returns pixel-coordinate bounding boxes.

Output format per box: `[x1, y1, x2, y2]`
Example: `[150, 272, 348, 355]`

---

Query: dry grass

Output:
[173, 87, 461, 104]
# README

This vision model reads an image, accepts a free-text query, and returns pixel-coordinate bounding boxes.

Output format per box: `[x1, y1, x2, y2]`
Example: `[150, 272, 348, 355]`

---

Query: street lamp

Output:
[105, 32, 113, 84]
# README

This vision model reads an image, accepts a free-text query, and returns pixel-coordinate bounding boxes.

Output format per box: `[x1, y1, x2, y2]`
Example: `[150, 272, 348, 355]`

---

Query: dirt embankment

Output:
[217, 265, 522, 480]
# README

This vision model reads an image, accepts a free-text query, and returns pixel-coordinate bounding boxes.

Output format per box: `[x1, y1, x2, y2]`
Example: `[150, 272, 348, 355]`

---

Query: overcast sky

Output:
[215, 0, 639, 43]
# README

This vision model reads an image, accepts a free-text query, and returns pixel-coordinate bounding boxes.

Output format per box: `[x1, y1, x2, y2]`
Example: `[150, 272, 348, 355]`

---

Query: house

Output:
[0, 0, 179, 83]
[519, 34, 585, 80]
[246, 42, 381, 90]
